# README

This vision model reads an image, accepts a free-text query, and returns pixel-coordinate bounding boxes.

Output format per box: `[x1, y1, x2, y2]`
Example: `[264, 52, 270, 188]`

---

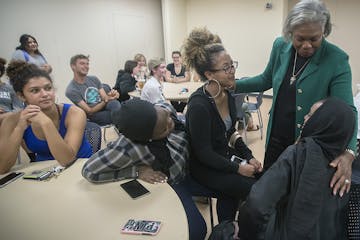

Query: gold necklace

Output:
[290, 51, 310, 85]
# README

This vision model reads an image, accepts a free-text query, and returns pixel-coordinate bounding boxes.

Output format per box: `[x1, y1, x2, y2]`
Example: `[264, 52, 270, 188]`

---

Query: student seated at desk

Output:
[0, 57, 23, 126]
[82, 99, 206, 240]
[0, 61, 92, 174]
[237, 98, 355, 240]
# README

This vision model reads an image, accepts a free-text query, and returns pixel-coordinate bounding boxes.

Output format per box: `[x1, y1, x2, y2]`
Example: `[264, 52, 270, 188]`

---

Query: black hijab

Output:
[287, 97, 355, 238]
[301, 97, 355, 160]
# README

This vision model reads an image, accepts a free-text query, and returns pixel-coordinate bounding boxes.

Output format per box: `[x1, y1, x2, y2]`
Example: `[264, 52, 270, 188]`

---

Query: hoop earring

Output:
[203, 79, 221, 99]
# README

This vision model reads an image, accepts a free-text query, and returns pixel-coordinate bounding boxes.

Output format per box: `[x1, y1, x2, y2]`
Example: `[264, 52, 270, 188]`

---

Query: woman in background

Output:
[11, 34, 52, 73]
[134, 53, 149, 80]
[0, 61, 92, 174]
[114, 60, 140, 102]
[165, 51, 190, 83]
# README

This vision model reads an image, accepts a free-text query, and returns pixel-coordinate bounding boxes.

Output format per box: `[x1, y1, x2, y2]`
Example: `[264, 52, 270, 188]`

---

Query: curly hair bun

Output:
[0, 57, 7, 77]
[182, 27, 224, 80]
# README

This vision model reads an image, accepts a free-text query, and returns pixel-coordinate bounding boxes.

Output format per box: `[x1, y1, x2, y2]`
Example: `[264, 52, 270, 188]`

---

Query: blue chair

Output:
[84, 121, 102, 153]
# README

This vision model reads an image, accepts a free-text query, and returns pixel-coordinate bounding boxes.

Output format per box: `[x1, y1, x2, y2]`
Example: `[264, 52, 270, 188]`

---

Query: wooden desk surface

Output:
[129, 81, 203, 102]
[0, 159, 188, 240]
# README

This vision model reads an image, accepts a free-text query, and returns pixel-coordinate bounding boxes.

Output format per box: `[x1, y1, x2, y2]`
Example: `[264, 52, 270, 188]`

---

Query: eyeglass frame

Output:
[209, 61, 238, 74]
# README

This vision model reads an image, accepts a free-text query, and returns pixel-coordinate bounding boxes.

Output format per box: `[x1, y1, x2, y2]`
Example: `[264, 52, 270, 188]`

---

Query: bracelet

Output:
[345, 148, 355, 158]
[229, 131, 241, 148]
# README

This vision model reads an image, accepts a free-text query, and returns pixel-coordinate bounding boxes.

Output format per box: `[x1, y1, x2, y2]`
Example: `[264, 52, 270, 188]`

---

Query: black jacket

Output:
[114, 71, 136, 102]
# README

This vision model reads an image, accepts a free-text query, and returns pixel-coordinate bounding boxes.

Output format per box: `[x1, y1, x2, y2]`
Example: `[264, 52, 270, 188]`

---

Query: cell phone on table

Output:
[0, 172, 24, 188]
[121, 219, 162, 235]
[120, 179, 150, 199]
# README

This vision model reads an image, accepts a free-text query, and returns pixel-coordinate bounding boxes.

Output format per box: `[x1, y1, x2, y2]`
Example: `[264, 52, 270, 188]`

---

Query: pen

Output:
[39, 171, 52, 181]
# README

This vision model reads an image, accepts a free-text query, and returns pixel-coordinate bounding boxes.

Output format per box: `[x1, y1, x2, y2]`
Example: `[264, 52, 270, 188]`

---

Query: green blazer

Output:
[236, 37, 357, 152]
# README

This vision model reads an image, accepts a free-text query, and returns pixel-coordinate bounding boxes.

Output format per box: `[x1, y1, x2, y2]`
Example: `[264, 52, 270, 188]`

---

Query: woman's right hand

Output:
[138, 166, 168, 184]
[238, 163, 256, 177]
[18, 105, 41, 129]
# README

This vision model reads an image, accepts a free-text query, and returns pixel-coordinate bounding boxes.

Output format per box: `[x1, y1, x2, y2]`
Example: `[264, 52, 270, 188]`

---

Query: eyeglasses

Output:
[210, 61, 238, 74]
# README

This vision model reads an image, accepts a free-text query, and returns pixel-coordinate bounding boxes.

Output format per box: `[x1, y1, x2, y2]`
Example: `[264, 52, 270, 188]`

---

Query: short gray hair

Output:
[283, 0, 331, 41]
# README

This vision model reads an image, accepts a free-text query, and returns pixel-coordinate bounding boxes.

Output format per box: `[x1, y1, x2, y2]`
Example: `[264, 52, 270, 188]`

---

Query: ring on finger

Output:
[344, 179, 350, 184]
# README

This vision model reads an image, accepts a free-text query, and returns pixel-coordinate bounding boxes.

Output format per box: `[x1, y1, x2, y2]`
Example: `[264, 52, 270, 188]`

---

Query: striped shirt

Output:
[82, 103, 189, 185]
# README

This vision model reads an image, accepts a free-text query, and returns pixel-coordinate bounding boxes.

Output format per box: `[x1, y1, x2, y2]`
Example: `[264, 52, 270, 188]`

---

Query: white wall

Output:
[161, 0, 187, 63]
[185, 0, 286, 79]
[0, 0, 164, 103]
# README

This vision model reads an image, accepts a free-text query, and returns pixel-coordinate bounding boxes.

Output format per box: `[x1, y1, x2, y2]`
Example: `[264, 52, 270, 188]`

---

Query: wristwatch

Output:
[345, 148, 355, 158]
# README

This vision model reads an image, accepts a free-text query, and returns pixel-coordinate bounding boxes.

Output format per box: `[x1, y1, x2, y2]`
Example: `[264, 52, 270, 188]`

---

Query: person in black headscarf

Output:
[237, 97, 355, 240]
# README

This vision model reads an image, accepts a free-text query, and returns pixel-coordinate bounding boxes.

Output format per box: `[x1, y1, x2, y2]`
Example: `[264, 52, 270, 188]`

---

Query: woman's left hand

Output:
[329, 151, 354, 197]
[249, 158, 263, 173]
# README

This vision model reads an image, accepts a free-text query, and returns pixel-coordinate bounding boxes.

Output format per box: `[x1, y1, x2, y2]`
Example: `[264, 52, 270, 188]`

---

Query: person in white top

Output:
[141, 59, 166, 104]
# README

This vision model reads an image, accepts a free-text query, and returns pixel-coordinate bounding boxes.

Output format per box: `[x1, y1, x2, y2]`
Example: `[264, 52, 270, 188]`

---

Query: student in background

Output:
[11, 34, 52, 73]
[141, 59, 167, 104]
[66, 54, 121, 125]
[114, 60, 140, 102]
[0, 61, 92, 174]
[165, 51, 190, 113]
[165, 51, 190, 83]
[238, 98, 354, 240]
[82, 99, 207, 240]
[134, 53, 149, 80]
[0, 58, 23, 125]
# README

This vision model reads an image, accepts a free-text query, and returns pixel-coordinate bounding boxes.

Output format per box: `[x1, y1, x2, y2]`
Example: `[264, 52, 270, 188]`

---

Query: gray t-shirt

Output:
[65, 76, 102, 107]
[11, 49, 47, 68]
[0, 83, 23, 112]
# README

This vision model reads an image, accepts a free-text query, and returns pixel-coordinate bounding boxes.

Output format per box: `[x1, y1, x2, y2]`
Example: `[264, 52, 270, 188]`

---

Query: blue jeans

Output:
[170, 179, 207, 240]
[88, 100, 121, 125]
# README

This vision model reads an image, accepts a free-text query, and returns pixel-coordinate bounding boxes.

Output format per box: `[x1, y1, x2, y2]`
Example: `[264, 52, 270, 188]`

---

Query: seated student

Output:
[237, 98, 355, 240]
[140, 58, 167, 104]
[113, 60, 140, 102]
[66, 54, 121, 125]
[134, 53, 150, 80]
[82, 99, 206, 240]
[0, 58, 23, 125]
[182, 27, 262, 222]
[165, 51, 190, 113]
[165, 51, 190, 83]
[0, 61, 92, 174]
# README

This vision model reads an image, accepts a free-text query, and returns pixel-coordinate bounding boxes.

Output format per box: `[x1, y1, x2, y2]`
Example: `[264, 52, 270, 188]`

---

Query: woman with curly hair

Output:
[182, 27, 262, 222]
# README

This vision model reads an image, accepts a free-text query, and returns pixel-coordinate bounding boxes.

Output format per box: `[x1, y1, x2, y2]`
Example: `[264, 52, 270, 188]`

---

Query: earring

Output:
[203, 79, 221, 98]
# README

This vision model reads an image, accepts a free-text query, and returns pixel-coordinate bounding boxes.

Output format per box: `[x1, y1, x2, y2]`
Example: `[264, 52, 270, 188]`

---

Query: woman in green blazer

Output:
[236, 0, 357, 197]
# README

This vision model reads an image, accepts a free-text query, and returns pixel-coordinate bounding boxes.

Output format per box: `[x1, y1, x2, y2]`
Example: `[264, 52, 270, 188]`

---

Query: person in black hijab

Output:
[237, 97, 355, 240]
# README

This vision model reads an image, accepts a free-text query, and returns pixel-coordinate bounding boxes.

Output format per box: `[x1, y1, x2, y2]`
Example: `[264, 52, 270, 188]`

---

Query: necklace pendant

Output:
[290, 76, 296, 85]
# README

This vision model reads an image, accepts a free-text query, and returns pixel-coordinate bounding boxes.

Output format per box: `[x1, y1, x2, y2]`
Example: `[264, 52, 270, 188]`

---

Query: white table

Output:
[0, 159, 188, 240]
[129, 81, 203, 102]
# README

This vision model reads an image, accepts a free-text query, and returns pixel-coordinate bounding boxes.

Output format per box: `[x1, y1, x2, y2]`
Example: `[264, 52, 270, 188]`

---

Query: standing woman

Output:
[183, 27, 262, 221]
[236, 0, 357, 196]
[11, 34, 52, 73]
[0, 61, 92, 174]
